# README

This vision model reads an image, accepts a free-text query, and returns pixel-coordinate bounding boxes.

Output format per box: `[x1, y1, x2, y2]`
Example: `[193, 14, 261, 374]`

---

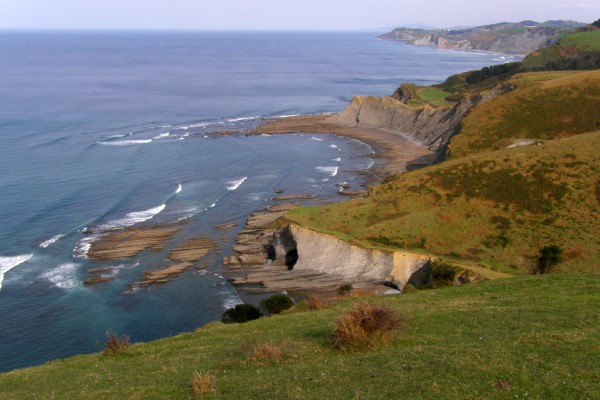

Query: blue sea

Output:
[0, 31, 516, 372]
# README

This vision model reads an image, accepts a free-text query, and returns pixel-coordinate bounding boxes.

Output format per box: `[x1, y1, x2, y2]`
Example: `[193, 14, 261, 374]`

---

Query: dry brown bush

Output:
[306, 294, 329, 310]
[332, 302, 401, 350]
[103, 331, 130, 355]
[246, 342, 284, 364]
[191, 371, 216, 398]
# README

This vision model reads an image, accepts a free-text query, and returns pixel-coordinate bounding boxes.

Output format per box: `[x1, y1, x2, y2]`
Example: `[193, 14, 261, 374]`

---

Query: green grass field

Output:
[1, 273, 598, 399]
[560, 30, 600, 52]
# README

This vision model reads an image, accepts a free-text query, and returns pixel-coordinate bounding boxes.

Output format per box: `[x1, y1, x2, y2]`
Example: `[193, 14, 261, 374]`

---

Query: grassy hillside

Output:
[287, 130, 600, 274]
[448, 69, 600, 158]
[522, 28, 600, 69]
[1, 273, 598, 399]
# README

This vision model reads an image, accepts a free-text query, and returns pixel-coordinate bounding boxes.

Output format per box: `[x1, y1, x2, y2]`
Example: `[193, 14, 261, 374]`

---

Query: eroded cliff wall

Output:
[275, 225, 431, 288]
[326, 84, 511, 156]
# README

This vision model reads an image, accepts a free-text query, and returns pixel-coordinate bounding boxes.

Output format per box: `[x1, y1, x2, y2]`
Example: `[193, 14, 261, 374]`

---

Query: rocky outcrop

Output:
[326, 83, 511, 157]
[227, 223, 433, 292]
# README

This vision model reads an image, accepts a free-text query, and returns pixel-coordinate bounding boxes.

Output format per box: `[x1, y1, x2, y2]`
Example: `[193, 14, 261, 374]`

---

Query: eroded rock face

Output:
[326, 84, 511, 157]
[272, 225, 431, 289]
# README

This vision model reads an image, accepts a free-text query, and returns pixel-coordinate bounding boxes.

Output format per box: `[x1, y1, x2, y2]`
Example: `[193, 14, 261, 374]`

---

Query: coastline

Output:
[245, 114, 436, 176]
[221, 113, 437, 297]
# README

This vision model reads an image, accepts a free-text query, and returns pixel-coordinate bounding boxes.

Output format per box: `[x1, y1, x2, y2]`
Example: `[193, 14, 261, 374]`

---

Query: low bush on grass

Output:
[244, 341, 295, 365]
[190, 371, 216, 398]
[260, 293, 294, 314]
[102, 331, 130, 355]
[332, 303, 401, 350]
[337, 284, 354, 296]
[221, 304, 261, 324]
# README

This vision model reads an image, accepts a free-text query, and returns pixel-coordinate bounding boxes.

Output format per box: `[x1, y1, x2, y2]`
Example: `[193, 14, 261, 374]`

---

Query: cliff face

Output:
[276, 225, 431, 289]
[326, 84, 511, 157]
[379, 22, 574, 55]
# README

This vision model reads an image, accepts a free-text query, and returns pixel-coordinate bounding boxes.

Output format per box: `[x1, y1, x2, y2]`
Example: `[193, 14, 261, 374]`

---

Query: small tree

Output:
[221, 304, 261, 324]
[537, 245, 563, 274]
[592, 18, 600, 28]
[337, 284, 353, 296]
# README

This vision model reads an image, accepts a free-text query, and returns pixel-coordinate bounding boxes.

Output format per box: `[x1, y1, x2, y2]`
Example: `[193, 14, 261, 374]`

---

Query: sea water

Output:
[0, 31, 516, 371]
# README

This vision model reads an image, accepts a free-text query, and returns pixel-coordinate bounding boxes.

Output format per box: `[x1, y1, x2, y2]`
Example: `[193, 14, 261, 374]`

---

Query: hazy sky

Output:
[1, 0, 598, 30]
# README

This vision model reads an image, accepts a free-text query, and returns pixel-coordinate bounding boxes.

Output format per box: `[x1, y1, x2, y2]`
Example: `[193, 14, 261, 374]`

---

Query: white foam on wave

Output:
[40, 262, 78, 290]
[98, 139, 153, 146]
[227, 116, 261, 123]
[153, 132, 170, 139]
[175, 183, 183, 194]
[333, 157, 341, 162]
[74, 235, 97, 258]
[329, 144, 338, 149]
[311, 137, 323, 141]
[317, 166, 339, 177]
[227, 177, 247, 191]
[108, 132, 133, 139]
[221, 292, 243, 310]
[274, 114, 300, 119]
[39, 234, 65, 248]
[0, 254, 33, 291]
[98, 204, 166, 231]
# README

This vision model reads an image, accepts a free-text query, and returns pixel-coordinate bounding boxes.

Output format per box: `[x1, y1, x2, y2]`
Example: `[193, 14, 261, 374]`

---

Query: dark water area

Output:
[0, 30, 516, 371]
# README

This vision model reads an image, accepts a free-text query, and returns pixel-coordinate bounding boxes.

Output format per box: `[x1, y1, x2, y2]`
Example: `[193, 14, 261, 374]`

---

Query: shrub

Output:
[103, 331, 130, 355]
[332, 302, 401, 350]
[537, 245, 563, 274]
[337, 284, 354, 296]
[221, 304, 261, 324]
[191, 371, 216, 398]
[260, 293, 294, 314]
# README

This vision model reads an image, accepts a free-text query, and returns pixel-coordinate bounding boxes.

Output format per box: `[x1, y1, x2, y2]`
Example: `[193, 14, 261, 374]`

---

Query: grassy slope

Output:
[448, 69, 600, 158]
[522, 29, 600, 69]
[288, 129, 600, 274]
[1, 273, 598, 399]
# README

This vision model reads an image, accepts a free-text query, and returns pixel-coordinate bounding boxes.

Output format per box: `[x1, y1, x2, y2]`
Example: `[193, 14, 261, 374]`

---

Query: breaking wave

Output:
[98, 139, 153, 146]
[227, 177, 247, 191]
[317, 166, 338, 177]
[0, 254, 33, 291]
[97, 204, 166, 231]
[39, 234, 65, 248]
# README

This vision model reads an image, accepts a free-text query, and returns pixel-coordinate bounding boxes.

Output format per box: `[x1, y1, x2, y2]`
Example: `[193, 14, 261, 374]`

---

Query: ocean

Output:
[0, 30, 516, 372]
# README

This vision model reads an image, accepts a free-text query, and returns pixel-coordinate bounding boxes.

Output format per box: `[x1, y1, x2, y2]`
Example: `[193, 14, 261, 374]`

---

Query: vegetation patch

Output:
[260, 294, 294, 315]
[332, 302, 401, 350]
[191, 372, 216, 398]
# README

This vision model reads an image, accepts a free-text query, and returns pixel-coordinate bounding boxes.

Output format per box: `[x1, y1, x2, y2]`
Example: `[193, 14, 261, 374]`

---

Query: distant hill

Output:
[379, 20, 586, 55]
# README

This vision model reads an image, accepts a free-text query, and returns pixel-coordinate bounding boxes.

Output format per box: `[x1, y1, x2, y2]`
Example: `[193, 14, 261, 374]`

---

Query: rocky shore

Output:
[83, 90, 497, 296]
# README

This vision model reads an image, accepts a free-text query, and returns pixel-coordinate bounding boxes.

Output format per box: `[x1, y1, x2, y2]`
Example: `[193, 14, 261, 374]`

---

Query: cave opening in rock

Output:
[285, 249, 298, 270]
[264, 244, 276, 261]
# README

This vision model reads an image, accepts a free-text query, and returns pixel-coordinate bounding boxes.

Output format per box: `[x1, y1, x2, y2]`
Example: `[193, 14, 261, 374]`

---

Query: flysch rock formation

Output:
[227, 220, 432, 294]
[326, 82, 512, 157]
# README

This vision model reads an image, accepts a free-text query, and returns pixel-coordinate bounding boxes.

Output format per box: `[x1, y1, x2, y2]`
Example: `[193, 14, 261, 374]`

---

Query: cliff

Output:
[326, 83, 511, 157]
[379, 21, 583, 55]
[276, 224, 431, 289]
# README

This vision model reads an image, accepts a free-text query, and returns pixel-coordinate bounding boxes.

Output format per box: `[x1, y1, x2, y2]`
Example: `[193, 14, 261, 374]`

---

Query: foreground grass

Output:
[1, 274, 598, 399]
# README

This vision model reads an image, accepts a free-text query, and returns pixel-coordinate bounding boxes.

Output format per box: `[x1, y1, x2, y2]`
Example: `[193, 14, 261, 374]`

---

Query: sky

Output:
[0, 0, 598, 31]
